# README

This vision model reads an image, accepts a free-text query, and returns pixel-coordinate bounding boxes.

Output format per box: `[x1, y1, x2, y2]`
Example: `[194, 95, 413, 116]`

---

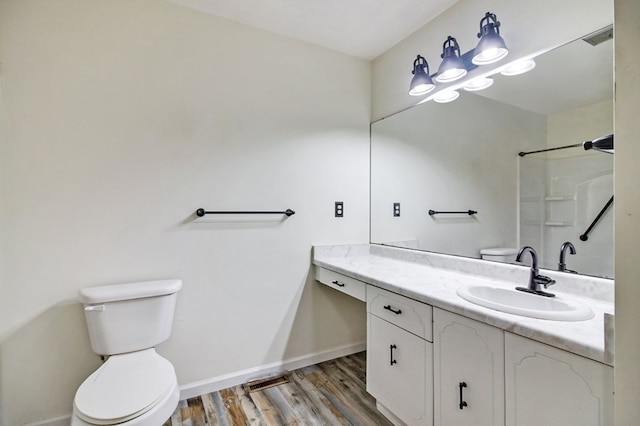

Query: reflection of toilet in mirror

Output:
[480, 247, 518, 263]
[72, 279, 182, 426]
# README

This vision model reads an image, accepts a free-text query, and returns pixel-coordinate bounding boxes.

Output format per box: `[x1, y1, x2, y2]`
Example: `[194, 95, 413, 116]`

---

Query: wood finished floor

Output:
[163, 351, 393, 425]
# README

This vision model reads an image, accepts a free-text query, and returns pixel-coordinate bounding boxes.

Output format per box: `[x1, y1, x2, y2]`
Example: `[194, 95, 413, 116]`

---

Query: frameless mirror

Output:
[371, 27, 613, 278]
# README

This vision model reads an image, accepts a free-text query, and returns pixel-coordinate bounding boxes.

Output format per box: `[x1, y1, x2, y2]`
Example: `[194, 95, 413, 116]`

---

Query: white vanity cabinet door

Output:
[505, 333, 614, 426]
[433, 308, 504, 426]
[367, 313, 433, 425]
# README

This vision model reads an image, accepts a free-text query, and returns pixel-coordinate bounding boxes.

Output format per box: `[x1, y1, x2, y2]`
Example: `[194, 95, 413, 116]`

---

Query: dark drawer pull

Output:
[384, 305, 402, 315]
[459, 382, 468, 409]
[331, 280, 345, 287]
[390, 344, 397, 366]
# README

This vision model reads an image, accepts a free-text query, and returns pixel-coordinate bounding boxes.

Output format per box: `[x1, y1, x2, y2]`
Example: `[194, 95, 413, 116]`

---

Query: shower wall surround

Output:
[520, 153, 613, 278]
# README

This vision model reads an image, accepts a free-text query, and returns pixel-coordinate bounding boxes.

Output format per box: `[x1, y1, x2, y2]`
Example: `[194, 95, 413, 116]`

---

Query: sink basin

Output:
[457, 286, 594, 321]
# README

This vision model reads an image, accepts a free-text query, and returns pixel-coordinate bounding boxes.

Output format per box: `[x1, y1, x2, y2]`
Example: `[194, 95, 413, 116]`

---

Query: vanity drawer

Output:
[367, 286, 433, 342]
[315, 267, 366, 302]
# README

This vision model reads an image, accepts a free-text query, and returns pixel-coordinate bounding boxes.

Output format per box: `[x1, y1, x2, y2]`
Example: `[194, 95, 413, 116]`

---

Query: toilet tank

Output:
[79, 279, 182, 355]
[480, 248, 518, 263]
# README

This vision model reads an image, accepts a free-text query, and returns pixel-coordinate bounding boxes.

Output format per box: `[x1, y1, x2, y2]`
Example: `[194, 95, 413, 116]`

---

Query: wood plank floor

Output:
[164, 351, 393, 425]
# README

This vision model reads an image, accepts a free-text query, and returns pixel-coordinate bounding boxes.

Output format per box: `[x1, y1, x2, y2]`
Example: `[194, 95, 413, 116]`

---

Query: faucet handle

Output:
[534, 274, 556, 288]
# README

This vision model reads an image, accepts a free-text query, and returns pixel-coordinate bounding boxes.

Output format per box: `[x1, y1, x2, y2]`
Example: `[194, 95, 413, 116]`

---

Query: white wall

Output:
[614, 0, 640, 422]
[547, 100, 613, 154]
[0, 1, 370, 424]
[371, 0, 614, 121]
[371, 93, 545, 258]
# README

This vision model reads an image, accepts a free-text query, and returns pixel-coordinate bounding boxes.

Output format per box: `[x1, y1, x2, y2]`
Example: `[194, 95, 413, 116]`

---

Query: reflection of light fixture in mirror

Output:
[435, 36, 467, 83]
[433, 90, 460, 103]
[463, 76, 494, 92]
[500, 58, 536, 76]
[472, 12, 509, 65]
[583, 133, 614, 154]
[409, 55, 435, 96]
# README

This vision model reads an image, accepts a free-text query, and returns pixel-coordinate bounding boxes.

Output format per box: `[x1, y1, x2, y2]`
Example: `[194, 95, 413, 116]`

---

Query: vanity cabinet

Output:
[433, 308, 504, 426]
[315, 262, 613, 426]
[367, 286, 433, 425]
[505, 333, 614, 426]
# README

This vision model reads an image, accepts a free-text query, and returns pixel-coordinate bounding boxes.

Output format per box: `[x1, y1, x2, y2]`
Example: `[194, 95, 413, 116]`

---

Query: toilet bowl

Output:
[72, 280, 182, 425]
[71, 349, 179, 425]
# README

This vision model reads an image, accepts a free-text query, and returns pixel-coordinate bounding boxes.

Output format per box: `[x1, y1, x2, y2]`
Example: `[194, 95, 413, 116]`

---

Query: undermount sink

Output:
[457, 285, 594, 321]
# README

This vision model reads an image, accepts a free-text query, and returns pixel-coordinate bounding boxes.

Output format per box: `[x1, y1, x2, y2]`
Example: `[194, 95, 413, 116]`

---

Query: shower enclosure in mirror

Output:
[370, 27, 613, 278]
[519, 148, 613, 278]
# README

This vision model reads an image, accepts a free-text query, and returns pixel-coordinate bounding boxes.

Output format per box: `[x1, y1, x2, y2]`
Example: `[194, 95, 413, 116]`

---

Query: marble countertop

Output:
[312, 244, 615, 366]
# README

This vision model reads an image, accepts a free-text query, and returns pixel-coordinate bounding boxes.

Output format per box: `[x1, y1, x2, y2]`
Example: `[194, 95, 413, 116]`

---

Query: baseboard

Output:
[23, 415, 71, 426]
[26, 342, 366, 425]
[179, 341, 366, 400]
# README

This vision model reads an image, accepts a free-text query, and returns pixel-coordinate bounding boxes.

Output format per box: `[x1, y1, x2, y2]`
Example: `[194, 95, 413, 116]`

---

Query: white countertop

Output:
[312, 244, 614, 366]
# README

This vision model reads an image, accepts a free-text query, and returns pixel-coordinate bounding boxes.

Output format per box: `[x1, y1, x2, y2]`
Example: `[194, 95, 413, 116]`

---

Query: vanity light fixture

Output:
[472, 12, 509, 65]
[435, 36, 467, 83]
[409, 55, 436, 96]
[433, 90, 460, 103]
[409, 11, 519, 103]
[500, 58, 536, 76]
[463, 76, 494, 92]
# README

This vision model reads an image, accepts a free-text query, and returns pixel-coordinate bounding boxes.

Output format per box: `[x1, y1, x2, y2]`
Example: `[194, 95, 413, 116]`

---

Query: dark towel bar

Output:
[196, 208, 295, 217]
[429, 209, 477, 216]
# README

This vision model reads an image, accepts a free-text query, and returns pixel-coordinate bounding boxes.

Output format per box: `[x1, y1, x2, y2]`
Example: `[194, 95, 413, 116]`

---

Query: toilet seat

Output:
[74, 348, 176, 425]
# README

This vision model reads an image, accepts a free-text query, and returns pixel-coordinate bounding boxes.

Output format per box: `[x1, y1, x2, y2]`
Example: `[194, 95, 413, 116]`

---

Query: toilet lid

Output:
[74, 348, 176, 424]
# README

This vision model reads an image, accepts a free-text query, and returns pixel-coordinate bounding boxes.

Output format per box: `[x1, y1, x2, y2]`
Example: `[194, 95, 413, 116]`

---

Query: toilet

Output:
[480, 247, 518, 263]
[72, 279, 182, 426]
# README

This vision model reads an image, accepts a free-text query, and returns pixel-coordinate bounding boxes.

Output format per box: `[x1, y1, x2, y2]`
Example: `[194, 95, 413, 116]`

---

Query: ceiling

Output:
[167, 0, 460, 60]
[477, 30, 613, 116]
[165, 1, 613, 116]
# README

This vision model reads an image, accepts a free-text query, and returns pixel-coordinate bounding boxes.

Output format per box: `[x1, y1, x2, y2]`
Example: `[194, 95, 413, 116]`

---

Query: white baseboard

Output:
[24, 415, 71, 426]
[25, 343, 366, 425]
[179, 341, 366, 400]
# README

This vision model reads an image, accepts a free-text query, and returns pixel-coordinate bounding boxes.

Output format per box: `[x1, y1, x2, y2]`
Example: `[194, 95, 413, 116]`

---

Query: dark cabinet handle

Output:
[331, 280, 345, 287]
[390, 344, 397, 366]
[384, 305, 402, 315]
[459, 382, 468, 409]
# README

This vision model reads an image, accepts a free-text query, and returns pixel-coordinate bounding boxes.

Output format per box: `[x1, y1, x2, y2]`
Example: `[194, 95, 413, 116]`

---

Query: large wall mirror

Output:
[371, 26, 614, 279]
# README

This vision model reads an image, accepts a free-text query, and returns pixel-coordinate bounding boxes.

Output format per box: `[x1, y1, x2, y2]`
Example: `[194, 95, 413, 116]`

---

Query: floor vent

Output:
[245, 372, 291, 393]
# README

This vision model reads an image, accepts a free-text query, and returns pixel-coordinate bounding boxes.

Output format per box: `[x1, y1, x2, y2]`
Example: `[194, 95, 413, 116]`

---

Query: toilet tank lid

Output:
[480, 247, 518, 256]
[79, 279, 182, 304]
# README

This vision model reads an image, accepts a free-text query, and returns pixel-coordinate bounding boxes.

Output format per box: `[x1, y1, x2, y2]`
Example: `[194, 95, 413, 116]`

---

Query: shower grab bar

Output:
[429, 209, 477, 216]
[196, 208, 295, 217]
[579, 195, 613, 241]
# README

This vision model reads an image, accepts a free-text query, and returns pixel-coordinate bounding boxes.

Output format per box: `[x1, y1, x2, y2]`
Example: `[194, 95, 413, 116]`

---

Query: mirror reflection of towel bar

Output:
[429, 209, 477, 216]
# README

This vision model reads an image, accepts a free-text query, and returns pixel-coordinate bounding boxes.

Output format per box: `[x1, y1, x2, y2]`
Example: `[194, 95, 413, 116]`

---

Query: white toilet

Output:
[480, 247, 518, 263]
[72, 279, 182, 426]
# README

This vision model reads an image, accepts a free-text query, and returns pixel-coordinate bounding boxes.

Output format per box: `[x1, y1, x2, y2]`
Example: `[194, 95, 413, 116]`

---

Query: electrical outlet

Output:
[393, 203, 400, 217]
[335, 201, 344, 217]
